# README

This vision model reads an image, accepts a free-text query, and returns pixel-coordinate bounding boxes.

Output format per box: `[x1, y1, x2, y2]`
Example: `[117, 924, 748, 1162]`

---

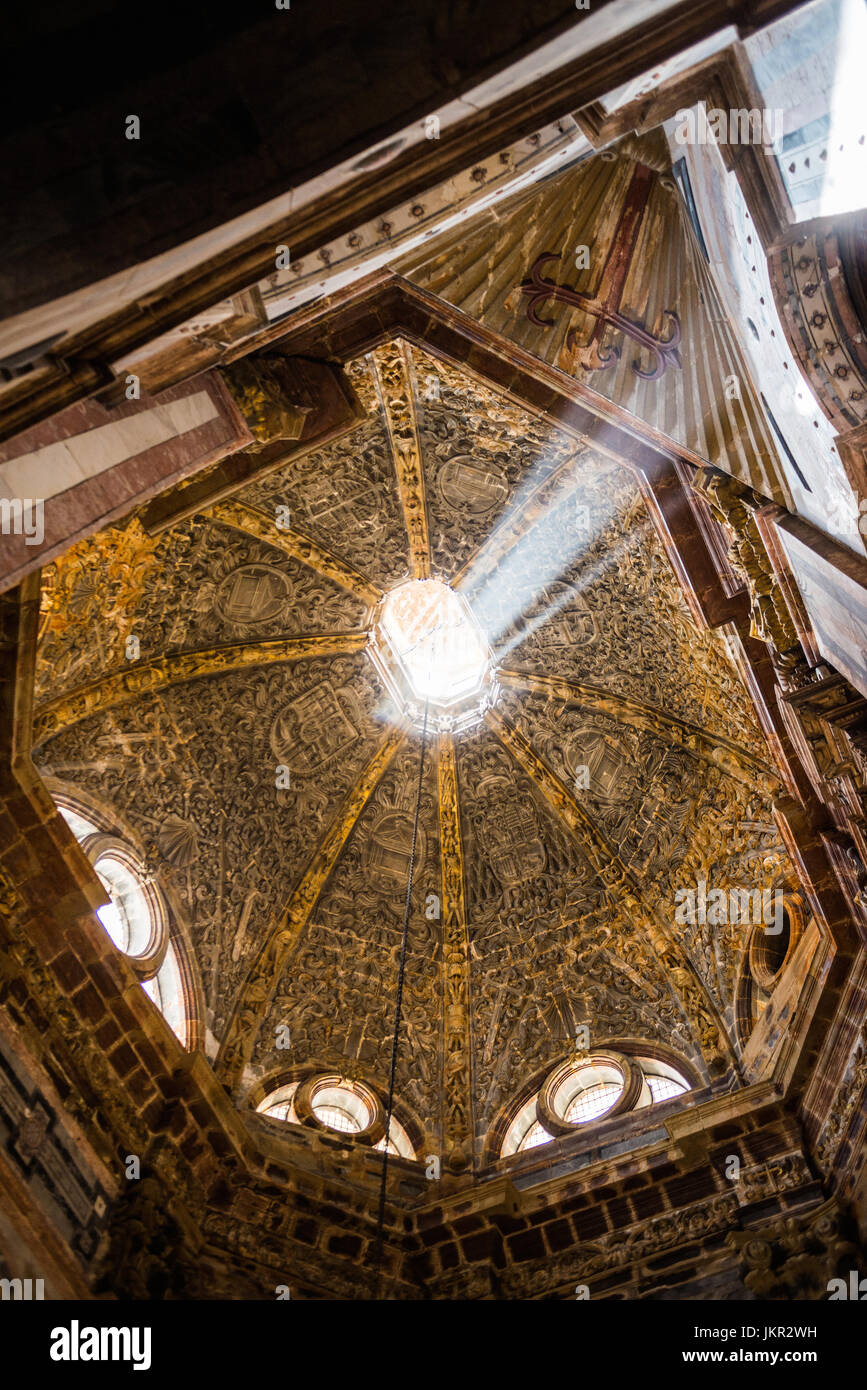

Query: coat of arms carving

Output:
[473, 774, 546, 885]
[270, 680, 359, 773]
[216, 563, 293, 625]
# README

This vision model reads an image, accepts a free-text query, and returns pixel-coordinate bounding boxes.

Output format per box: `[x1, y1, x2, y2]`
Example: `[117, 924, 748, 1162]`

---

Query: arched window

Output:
[637, 1057, 690, 1105]
[256, 1074, 416, 1160]
[92, 850, 155, 958]
[503, 1096, 545, 1154]
[518, 1120, 551, 1153]
[56, 799, 190, 1047]
[501, 1050, 693, 1157]
[58, 805, 100, 841]
[140, 944, 187, 1044]
[645, 1073, 688, 1103]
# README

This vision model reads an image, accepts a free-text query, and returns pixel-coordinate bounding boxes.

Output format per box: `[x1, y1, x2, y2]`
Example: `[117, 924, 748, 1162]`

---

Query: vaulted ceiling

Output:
[32, 337, 790, 1170]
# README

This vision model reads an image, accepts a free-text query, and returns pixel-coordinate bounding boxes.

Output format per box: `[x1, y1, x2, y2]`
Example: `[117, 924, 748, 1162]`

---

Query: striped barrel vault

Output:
[398, 133, 790, 510]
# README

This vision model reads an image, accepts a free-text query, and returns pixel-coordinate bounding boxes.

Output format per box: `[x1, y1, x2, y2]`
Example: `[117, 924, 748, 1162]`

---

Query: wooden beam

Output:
[0, 1, 810, 444]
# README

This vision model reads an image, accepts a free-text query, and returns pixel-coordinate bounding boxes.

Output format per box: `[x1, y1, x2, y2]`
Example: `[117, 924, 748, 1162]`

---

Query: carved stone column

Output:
[691, 467, 867, 926]
[692, 466, 805, 682]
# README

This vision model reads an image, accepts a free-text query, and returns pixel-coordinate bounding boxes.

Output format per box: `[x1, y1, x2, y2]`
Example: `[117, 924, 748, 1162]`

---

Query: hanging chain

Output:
[371, 697, 430, 1296]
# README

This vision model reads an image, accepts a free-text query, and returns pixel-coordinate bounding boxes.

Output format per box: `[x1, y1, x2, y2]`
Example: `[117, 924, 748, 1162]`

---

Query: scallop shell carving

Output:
[157, 815, 199, 867]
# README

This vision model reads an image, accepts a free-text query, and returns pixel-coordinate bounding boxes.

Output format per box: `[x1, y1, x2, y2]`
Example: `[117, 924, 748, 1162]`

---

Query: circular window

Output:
[748, 895, 802, 993]
[257, 1075, 416, 1158]
[77, 833, 166, 970]
[500, 1049, 693, 1157]
[563, 1079, 623, 1123]
[54, 800, 191, 1046]
[311, 1081, 373, 1134]
[295, 1073, 385, 1144]
[538, 1053, 639, 1135]
[92, 853, 154, 957]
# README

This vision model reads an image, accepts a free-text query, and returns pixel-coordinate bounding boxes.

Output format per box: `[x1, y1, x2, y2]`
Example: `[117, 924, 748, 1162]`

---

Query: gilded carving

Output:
[252, 739, 442, 1136]
[38, 652, 389, 1032]
[498, 1194, 739, 1298]
[814, 1028, 867, 1174]
[410, 344, 586, 585]
[217, 723, 407, 1089]
[735, 1154, 813, 1206]
[30, 337, 799, 1167]
[33, 632, 368, 746]
[35, 517, 369, 710]
[438, 732, 473, 1170]
[215, 563, 294, 625]
[370, 342, 431, 578]
[37, 518, 162, 695]
[270, 679, 362, 775]
[485, 707, 730, 1069]
[472, 769, 547, 887]
[212, 498, 381, 608]
[435, 455, 509, 517]
[496, 682, 787, 1023]
[219, 354, 312, 444]
[498, 669, 774, 791]
[243, 357, 412, 592]
[693, 467, 801, 664]
[455, 727, 696, 1125]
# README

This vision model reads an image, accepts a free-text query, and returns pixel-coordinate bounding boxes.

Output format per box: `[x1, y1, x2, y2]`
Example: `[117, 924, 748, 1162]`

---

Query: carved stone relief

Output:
[31, 337, 794, 1158]
[243, 356, 412, 593]
[36, 517, 368, 705]
[496, 685, 789, 1024]
[455, 726, 700, 1129]
[36, 653, 387, 1036]
[254, 741, 442, 1141]
[409, 344, 580, 583]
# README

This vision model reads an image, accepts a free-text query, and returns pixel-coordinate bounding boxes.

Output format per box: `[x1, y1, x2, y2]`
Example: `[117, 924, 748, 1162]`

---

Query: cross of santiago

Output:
[518, 162, 682, 381]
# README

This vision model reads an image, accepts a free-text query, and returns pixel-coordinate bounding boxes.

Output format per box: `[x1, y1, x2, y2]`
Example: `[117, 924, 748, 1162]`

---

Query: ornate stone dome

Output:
[33, 338, 789, 1173]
